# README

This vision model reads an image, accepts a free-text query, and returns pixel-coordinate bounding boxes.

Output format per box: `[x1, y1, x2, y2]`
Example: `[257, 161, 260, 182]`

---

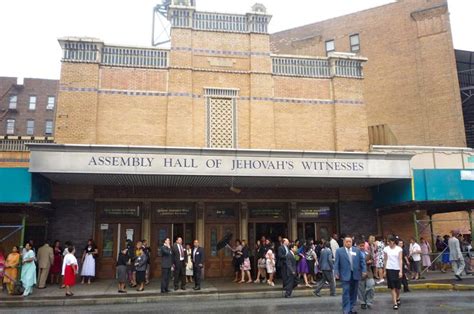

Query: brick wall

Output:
[338, 201, 378, 236]
[0, 77, 58, 137]
[48, 199, 95, 249]
[270, 0, 466, 147]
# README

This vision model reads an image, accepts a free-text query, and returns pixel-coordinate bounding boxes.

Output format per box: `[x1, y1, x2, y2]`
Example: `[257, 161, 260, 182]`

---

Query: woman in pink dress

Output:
[420, 237, 432, 270]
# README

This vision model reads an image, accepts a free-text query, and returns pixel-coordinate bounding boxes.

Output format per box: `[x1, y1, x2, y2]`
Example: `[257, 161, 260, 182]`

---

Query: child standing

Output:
[358, 241, 375, 310]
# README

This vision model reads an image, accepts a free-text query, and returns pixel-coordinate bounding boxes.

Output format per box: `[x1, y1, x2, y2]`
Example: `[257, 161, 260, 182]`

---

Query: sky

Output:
[0, 0, 472, 80]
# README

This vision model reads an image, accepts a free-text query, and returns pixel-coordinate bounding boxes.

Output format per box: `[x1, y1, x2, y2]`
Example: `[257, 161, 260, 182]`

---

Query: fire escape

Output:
[457, 49, 474, 148]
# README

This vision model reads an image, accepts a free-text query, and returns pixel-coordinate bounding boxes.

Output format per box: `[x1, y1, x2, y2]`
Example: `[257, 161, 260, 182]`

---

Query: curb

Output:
[1, 283, 473, 308]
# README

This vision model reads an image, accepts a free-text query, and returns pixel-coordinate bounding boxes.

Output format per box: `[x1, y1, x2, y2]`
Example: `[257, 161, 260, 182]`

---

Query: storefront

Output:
[27, 143, 412, 278]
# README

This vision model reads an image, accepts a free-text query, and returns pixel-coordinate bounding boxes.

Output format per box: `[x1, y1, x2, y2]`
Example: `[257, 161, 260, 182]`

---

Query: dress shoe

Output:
[361, 304, 367, 309]
[181, 287, 186, 290]
[284, 294, 292, 298]
[313, 291, 321, 297]
[193, 287, 201, 290]
[455, 275, 462, 281]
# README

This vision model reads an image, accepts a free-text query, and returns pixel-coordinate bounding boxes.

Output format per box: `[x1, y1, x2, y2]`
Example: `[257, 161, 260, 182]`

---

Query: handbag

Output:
[3, 272, 24, 295]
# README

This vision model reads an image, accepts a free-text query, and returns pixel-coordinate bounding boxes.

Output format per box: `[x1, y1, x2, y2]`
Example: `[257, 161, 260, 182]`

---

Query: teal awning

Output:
[0, 168, 50, 203]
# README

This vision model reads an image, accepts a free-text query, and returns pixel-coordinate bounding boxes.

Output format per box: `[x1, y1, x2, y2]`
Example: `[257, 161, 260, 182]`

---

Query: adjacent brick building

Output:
[0, 77, 58, 138]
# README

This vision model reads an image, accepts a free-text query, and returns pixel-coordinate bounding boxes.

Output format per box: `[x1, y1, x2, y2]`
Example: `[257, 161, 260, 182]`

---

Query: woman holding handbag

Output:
[62, 245, 78, 297]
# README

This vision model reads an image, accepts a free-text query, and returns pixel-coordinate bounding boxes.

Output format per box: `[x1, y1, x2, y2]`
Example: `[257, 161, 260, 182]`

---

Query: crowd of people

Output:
[0, 229, 471, 313]
[223, 229, 472, 313]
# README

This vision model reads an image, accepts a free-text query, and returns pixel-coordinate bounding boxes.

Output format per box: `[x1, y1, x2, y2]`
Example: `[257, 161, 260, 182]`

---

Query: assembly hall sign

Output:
[29, 145, 412, 179]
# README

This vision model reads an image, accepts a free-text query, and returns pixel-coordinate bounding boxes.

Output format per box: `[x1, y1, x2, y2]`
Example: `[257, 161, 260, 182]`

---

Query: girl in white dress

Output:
[265, 248, 276, 286]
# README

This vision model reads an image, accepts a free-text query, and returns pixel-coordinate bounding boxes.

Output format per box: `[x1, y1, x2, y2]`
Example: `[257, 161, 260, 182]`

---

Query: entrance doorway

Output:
[254, 223, 288, 244]
[205, 223, 238, 278]
[151, 223, 195, 277]
[96, 222, 142, 278]
[297, 222, 334, 242]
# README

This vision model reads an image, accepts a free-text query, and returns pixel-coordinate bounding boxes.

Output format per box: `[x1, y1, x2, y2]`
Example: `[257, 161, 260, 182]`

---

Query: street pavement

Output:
[2, 290, 473, 314]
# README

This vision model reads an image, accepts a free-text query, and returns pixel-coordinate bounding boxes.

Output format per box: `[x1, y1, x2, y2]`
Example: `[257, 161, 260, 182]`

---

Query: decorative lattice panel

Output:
[208, 97, 234, 148]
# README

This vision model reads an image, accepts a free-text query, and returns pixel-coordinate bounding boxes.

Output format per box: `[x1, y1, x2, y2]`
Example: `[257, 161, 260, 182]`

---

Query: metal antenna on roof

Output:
[152, 0, 172, 47]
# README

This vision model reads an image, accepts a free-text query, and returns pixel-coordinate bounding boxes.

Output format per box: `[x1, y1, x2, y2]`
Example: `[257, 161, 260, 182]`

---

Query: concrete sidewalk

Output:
[1, 271, 473, 308]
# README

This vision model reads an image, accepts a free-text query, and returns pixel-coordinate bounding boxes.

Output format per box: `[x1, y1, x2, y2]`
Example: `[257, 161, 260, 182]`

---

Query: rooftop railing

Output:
[60, 40, 169, 69]
[0, 138, 54, 152]
[272, 54, 365, 79]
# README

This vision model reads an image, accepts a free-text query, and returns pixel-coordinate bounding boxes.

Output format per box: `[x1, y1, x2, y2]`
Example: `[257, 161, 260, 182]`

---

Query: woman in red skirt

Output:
[62, 245, 78, 297]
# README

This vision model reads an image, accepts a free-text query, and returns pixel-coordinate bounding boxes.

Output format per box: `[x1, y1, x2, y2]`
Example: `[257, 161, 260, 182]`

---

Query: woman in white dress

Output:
[185, 243, 194, 283]
[81, 239, 98, 284]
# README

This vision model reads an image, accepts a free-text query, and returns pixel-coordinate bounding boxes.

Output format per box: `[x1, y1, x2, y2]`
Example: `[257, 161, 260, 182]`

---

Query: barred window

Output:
[27, 120, 35, 135]
[207, 98, 235, 148]
[8, 95, 17, 109]
[6, 119, 15, 135]
[47, 96, 55, 110]
[29, 96, 36, 110]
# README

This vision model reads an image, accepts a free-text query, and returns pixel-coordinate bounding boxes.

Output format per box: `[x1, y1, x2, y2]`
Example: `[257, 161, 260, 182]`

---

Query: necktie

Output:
[347, 248, 353, 271]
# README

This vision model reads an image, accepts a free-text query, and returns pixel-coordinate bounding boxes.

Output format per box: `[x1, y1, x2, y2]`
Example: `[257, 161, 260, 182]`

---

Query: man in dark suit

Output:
[314, 241, 336, 297]
[172, 236, 187, 290]
[278, 238, 289, 288]
[192, 239, 204, 290]
[283, 244, 297, 298]
[334, 236, 367, 314]
[160, 238, 172, 293]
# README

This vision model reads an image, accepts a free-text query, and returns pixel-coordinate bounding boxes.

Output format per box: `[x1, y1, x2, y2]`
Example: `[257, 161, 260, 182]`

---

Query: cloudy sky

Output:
[0, 0, 471, 80]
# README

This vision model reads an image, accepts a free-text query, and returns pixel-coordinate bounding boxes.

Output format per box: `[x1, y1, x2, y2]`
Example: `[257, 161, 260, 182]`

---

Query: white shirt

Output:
[383, 245, 402, 270]
[409, 243, 421, 262]
[330, 238, 339, 260]
[61, 253, 78, 276]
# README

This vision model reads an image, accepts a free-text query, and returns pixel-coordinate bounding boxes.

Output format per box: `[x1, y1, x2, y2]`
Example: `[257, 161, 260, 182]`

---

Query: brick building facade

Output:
[18, 0, 472, 279]
[0, 77, 58, 138]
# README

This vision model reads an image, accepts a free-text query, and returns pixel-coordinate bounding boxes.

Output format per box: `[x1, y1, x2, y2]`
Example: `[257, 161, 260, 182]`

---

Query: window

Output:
[46, 96, 55, 110]
[45, 120, 53, 135]
[26, 120, 35, 135]
[325, 40, 335, 55]
[350, 34, 360, 52]
[28, 96, 36, 110]
[6, 119, 15, 135]
[8, 95, 17, 109]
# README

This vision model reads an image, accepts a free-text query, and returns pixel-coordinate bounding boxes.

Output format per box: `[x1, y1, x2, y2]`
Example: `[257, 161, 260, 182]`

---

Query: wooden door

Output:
[205, 223, 237, 278]
[96, 223, 141, 279]
[96, 223, 119, 278]
[151, 223, 172, 278]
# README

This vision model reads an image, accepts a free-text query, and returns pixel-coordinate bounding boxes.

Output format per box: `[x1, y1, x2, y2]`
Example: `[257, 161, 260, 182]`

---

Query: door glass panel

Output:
[223, 226, 234, 257]
[297, 222, 304, 241]
[248, 223, 255, 252]
[319, 226, 330, 242]
[305, 223, 315, 241]
[102, 228, 114, 258]
[184, 224, 195, 245]
[173, 223, 184, 242]
[210, 227, 218, 257]
[157, 226, 169, 256]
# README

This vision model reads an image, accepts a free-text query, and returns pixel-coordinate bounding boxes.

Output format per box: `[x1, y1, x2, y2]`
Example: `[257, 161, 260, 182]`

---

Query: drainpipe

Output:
[20, 215, 26, 247]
